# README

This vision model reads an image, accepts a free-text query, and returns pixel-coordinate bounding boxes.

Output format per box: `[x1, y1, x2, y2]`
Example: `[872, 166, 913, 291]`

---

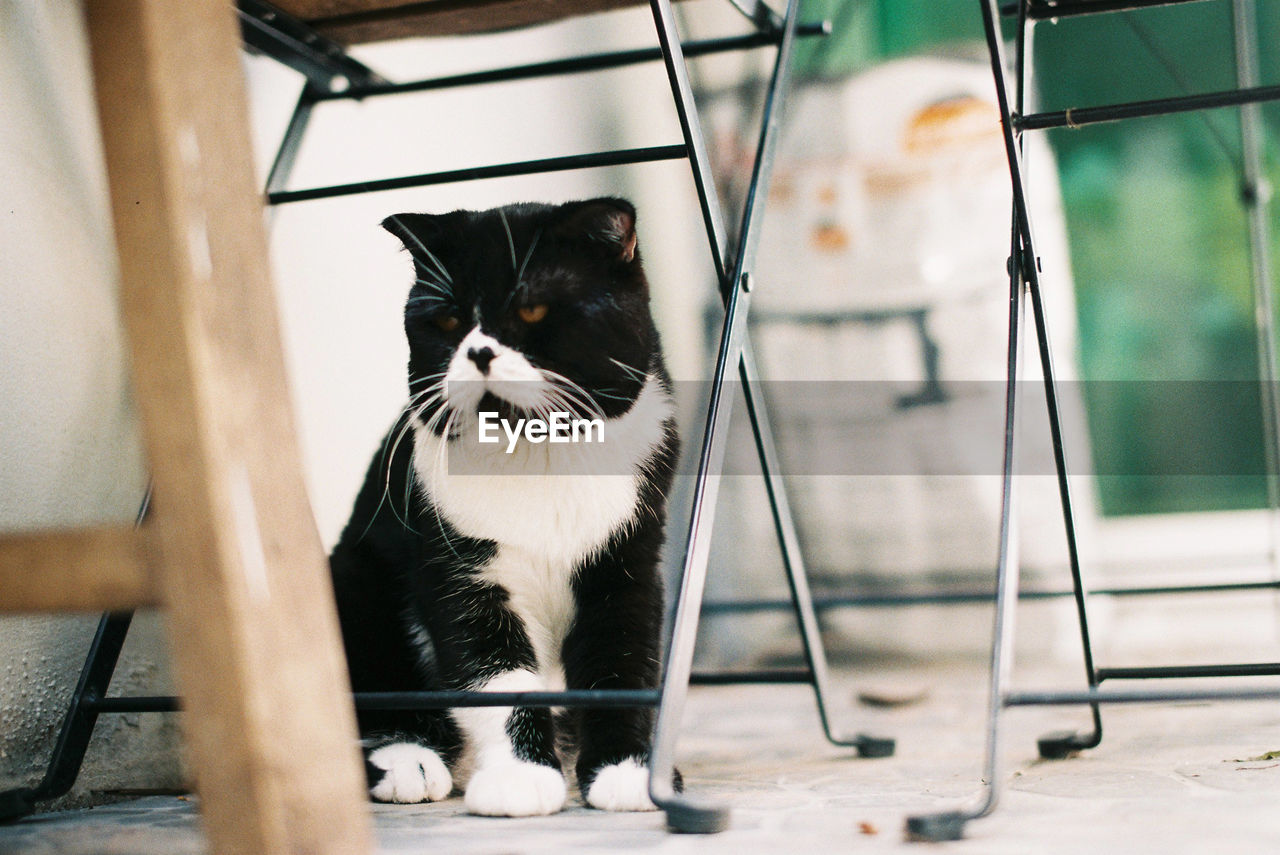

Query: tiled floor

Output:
[4, 658, 1280, 854]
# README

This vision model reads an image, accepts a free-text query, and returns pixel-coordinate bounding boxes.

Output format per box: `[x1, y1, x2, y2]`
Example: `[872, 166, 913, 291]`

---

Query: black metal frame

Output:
[1, 0, 895, 832]
[0, 613, 135, 821]
[906, 0, 1280, 841]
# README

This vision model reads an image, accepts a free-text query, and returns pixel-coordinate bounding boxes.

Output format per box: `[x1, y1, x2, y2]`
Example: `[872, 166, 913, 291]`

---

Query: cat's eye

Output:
[435, 315, 461, 332]
[518, 304, 549, 324]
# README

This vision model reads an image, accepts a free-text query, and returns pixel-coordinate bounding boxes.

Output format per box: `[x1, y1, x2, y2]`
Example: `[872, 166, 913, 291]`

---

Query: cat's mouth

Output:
[434, 375, 612, 434]
[476, 391, 528, 424]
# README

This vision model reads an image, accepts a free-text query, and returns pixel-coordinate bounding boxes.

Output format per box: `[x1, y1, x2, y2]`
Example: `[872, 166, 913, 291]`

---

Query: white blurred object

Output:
[751, 59, 1011, 318]
[702, 57, 1097, 663]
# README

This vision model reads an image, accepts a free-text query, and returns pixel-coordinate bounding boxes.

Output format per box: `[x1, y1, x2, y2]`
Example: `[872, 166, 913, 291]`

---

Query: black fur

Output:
[329, 198, 679, 809]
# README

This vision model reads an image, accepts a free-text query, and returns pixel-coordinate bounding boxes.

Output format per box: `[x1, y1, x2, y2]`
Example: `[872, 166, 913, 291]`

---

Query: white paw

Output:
[585, 758, 658, 811]
[367, 742, 453, 803]
[464, 762, 566, 817]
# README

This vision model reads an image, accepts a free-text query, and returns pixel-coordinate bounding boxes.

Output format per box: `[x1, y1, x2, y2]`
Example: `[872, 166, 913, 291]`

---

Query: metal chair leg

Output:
[646, 0, 824, 832]
[0, 612, 135, 821]
[739, 343, 894, 758]
[906, 0, 1039, 837]
[906, 219, 1029, 844]
[1230, 0, 1280, 602]
[1027, 267, 1104, 759]
[914, 0, 1280, 837]
[264, 84, 319, 199]
[647, 277, 748, 833]
[1007, 0, 1103, 761]
[0, 489, 152, 822]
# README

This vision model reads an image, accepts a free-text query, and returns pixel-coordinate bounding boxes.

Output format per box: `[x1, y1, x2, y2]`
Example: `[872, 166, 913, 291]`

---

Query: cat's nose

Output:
[467, 346, 496, 375]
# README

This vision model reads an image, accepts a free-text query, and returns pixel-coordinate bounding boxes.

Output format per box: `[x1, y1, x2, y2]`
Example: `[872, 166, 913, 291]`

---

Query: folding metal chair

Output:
[2, 0, 895, 836]
[907, 0, 1280, 841]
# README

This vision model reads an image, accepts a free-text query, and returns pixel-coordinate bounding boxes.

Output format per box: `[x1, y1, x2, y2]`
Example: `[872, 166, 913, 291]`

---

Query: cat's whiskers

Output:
[608, 357, 648, 383]
[409, 371, 447, 390]
[590, 387, 631, 403]
[357, 412, 434, 541]
[410, 279, 451, 300]
[515, 229, 542, 289]
[425, 407, 464, 559]
[386, 382, 446, 475]
[537, 368, 607, 421]
[544, 391, 596, 436]
[501, 228, 545, 314]
[368, 379, 447, 536]
[497, 209, 518, 275]
[420, 398, 454, 440]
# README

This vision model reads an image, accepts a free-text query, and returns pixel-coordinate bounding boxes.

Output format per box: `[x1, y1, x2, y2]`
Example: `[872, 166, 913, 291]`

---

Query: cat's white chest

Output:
[410, 377, 671, 567]
[422, 468, 640, 567]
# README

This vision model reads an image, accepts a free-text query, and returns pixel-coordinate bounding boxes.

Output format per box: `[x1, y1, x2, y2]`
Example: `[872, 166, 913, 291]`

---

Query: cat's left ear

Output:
[555, 198, 638, 263]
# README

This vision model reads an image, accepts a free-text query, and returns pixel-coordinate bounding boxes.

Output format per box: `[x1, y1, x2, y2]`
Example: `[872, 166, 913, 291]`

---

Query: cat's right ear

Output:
[381, 213, 440, 255]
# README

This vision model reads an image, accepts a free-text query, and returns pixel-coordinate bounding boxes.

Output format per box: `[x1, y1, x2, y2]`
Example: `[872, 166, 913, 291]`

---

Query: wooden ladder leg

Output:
[83, 2, 373, 853]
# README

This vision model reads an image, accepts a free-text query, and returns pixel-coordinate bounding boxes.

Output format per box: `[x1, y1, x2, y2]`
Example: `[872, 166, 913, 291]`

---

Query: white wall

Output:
[0, 5, 148, 532]
[0, 1, 177, 806]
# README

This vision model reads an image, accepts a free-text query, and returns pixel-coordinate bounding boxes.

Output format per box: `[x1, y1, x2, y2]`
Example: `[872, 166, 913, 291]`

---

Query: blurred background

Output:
[2, 0, 1279, 808]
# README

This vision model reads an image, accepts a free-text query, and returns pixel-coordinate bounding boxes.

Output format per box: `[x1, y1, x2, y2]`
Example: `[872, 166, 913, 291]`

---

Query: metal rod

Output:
[1090, 580, 1280, 597]
[81, 694, 178, 714]
[1007, 686, 1280, 705]
[649, 0, 733, 285]
[266, 145, 688, 205]
[740, 344, 893, 756]
[978, 220, 1026, 820]
[1017, 83, 1280, 131]
[1000, 0, 1217, 19]
[352, 690, 660, 709]
[1007, 0, 1105, 767]
[1097, 663, 1280, 680]
[0, 490, 151, 821]
[723, 0, 785, 32]
[646, 0, 802, 832]
[1230, 0, 1280, 621]
[1020, 28, 1104, 754]
[700, 580, 1280, 613]
[690, 669, 813, 685]
[910, 215, 1027, 837]
[311, 25, 830, 103]
[84, 688, 662, 713]
[978, 0, 1034, 821]
[264, 85, 319, 198]
[667, 11, 854, 746]
[907, 2, 1033, 839]
[236, 0, 386, 91]
[647, 248, 744, 833]
[0, 613, 135, 821]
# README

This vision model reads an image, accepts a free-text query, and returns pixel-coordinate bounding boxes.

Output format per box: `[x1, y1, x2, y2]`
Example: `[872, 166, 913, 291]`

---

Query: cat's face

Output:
[383, 199, 657, 436]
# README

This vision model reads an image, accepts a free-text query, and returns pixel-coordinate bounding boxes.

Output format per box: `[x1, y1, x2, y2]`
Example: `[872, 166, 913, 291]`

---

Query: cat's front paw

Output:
[464, 762, 566, 817]
[367, 742, 453, 803]
[584, 757, 658, 812]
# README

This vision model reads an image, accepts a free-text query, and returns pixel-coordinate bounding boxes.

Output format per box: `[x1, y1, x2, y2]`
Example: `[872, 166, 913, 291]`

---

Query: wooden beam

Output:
[84, 2, 374, 853]
[274, 0, 665, 42]
[0, 525, 160, 612]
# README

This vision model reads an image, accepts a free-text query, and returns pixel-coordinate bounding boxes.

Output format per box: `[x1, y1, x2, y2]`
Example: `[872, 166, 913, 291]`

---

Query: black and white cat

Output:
[328, 198, 680, 817]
